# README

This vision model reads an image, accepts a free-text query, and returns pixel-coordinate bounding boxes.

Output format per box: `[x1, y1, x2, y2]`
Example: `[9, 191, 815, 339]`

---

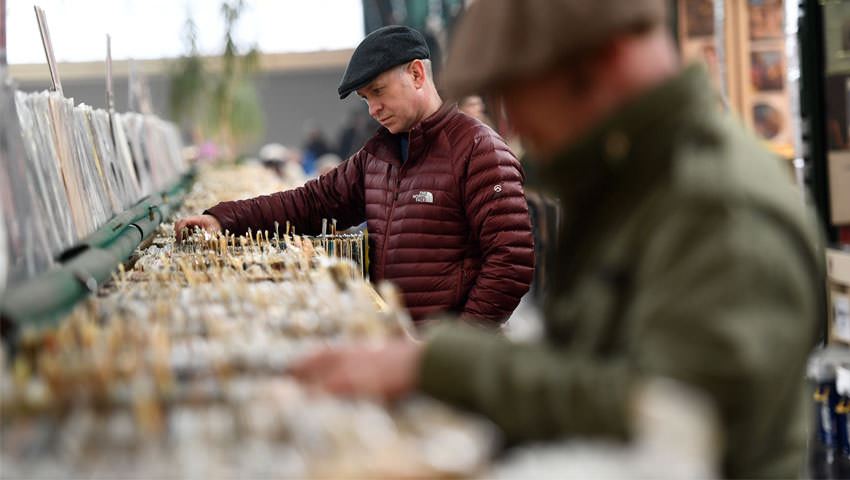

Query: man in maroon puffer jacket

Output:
[175, 26, 535, 325]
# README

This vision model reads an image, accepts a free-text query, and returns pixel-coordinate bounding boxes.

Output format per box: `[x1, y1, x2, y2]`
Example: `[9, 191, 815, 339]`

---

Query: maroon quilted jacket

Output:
[206, 104, 534, 324]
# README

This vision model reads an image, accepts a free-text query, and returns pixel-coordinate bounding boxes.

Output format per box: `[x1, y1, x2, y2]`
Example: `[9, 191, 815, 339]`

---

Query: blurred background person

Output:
[300, 122, 334, 176]
[336, 106, 378, 159]
[316, 153, 342, 177]
[258, 142, 307, 184]
[458, 94, 494, 128]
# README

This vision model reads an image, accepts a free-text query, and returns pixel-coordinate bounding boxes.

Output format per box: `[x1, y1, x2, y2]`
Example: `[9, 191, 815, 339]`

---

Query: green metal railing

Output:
[0, 170, 195, 335]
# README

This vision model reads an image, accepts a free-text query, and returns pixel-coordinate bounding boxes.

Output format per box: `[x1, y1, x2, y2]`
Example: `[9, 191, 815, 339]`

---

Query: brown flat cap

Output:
[442, 0, 667, 98]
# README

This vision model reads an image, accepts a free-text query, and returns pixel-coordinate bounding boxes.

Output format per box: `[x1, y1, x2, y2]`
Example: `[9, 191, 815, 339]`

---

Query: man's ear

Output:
[409, 60, 426, 89]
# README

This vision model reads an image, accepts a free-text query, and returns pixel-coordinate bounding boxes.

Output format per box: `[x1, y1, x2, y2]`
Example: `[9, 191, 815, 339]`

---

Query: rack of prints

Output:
[0, 163, 496, 478]
[1, 79, 186, 290]
[0, 5, 185, 291]
[0, 70, 53, 289]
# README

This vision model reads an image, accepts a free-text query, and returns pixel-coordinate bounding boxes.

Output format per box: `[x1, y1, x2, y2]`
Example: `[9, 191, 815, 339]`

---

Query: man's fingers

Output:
[322, 368, 357, 396]
[174, 219, 186, 241]
[174, 218, 203, 242]
[322, 367, 390, 402]
[288, 349, 341, 380]
[174, 218, 196, 242]
[287, 344, 415, 402]
[174, 215, 222, 242]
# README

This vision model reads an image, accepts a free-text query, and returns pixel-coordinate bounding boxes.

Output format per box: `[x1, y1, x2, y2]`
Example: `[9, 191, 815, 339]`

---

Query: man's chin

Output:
[382, 119, 412, 134]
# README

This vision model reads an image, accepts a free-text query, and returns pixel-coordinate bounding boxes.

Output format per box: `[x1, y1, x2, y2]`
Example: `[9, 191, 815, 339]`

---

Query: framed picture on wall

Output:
[683, 0, 714, 37]
[751, 50, 785, 91]
[750, 94, 793, 152]
[824, 1, 850, 74]
[681, 37, 723, 90]
[752, 101, 783, 140]
[748, 0, 783, 40]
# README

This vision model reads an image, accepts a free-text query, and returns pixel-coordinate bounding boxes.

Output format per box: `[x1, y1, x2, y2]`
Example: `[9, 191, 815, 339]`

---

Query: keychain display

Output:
[0, 163, 494, 479]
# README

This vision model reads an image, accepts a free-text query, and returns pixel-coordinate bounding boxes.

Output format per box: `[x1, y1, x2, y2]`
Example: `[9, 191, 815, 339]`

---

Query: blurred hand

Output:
[174, 214, 222, 242]
[289, 340, 424, 401]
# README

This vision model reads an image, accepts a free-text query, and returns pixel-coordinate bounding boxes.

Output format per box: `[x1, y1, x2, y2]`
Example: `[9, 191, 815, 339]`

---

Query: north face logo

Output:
[413, 191, 434, 203]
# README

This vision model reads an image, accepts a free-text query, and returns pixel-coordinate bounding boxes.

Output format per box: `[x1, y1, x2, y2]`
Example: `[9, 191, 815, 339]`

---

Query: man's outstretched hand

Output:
[174, 214, 222, 242]
[288, 340, 424, 402]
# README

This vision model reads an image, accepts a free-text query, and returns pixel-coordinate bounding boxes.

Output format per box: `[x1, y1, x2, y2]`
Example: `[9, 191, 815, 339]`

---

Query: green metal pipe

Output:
[1, 170, 195, 334]
[64, 170, 195, 257]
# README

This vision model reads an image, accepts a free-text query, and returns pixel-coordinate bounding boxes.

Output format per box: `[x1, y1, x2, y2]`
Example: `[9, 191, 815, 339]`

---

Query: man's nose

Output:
[368, 102, 381, 118]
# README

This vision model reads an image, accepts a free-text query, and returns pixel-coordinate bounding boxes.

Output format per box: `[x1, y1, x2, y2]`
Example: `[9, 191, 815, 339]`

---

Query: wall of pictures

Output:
[677, 0, 795, 159]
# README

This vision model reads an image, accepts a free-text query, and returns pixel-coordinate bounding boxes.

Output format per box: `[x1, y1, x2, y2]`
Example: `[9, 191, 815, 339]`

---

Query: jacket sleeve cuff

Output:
[418, 323, 506, 407]
[204, 204, 237, 234]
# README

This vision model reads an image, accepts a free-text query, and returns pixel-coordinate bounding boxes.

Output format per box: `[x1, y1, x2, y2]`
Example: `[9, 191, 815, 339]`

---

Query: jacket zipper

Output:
[380, 131, 411, 278]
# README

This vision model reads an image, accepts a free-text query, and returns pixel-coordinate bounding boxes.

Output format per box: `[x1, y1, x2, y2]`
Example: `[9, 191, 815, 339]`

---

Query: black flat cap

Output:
[338, 25, 430, 99]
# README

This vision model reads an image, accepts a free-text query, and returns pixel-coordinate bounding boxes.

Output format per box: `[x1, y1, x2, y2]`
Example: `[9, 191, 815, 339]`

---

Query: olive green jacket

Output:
[419, 66, 823, 478]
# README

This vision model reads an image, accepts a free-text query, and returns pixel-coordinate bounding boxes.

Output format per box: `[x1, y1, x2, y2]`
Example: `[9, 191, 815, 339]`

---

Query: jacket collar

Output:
[364, 102, 458, 167]
[536, 65, 717, 204]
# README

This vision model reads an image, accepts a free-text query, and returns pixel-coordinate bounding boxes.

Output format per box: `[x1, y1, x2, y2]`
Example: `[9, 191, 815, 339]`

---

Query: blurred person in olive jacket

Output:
[290, 1, 823, 478]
